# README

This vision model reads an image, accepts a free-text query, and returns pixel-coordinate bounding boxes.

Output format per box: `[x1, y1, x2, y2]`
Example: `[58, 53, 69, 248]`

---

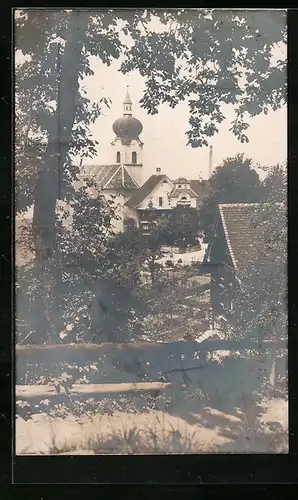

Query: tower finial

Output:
[123, 87, 132, 115]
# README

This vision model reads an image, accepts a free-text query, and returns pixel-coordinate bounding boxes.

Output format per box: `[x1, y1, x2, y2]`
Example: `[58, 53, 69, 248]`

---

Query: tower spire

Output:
[123, 86, 132, 115]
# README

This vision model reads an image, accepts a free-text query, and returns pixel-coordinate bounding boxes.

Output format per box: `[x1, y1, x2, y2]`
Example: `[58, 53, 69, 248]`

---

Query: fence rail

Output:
[15, 339, 287, 405]
[16, 382, 172, 400]
[16, 339, 287, 365]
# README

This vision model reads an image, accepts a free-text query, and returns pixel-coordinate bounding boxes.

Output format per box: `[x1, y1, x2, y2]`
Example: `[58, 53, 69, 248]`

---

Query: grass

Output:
[45, 419, 200, 455]
[37, 412, 287, 456]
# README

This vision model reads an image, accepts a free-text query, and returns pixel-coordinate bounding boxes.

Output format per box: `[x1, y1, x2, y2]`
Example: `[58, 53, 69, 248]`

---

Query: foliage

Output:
[260, 163, 287, 202]
[15, 10, 128, 340]
[121, 9, 286, 146]
[103, 223, 165, 287]
[199, 153, 261, 238]
[161, 206, 200, 250]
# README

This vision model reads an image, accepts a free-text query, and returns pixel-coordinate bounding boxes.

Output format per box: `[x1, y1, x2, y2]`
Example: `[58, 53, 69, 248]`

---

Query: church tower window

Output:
[132, 151, 137, 164]
[116, 151, 121, 163]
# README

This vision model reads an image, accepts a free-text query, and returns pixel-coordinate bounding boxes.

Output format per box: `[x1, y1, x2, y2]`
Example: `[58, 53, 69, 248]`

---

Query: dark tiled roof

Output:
[175, 177, 189, 184]
[190, 179, 209, 198]
[83, 164, 139, 190]
[217, 203, 273, 271]
[170, 186, 198, 198]
[125, 174, 171, 209]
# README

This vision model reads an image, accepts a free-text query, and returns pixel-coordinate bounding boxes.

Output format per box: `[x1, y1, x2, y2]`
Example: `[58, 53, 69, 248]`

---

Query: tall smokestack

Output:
[208, 145, 213, 178]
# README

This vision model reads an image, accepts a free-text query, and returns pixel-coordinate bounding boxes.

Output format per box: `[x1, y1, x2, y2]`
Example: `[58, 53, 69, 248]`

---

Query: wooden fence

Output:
[16, 339, 287, 401]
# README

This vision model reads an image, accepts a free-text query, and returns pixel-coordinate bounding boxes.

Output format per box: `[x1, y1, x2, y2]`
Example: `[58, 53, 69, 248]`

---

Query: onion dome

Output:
[112, 88, 143, 145]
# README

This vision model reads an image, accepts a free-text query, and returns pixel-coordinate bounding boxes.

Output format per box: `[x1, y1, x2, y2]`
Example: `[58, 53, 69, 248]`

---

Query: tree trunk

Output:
[32, 12, 86, 341]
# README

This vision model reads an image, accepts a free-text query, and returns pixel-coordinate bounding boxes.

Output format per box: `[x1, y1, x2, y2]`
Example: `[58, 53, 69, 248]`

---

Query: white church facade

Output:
[83, 89, 208, 233]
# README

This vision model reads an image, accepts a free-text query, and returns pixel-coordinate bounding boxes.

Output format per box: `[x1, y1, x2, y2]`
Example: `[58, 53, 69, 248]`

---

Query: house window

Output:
[178, 196, 190, 206]
[116, 151, 121, 163]
[159, 197, 163, 206]
[132, 151, 137, 163]
[178, 185, 182, 188]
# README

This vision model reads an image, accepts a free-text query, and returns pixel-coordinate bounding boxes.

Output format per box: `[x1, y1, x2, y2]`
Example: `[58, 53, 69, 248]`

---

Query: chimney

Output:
[156, 167, 161, 174]
[208, 145, 213, 178]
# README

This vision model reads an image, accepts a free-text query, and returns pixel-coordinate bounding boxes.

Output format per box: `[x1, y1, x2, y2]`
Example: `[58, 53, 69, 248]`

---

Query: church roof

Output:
[83, 164, 139, 190]
[125, 174, 171, 209]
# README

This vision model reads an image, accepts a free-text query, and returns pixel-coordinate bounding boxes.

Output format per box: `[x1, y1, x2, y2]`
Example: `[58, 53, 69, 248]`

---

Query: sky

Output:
[83, 57, 287, 182]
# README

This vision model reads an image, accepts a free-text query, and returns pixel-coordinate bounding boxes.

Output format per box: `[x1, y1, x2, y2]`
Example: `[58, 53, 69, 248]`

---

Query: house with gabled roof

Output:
[201, 203, 282, 326]
[124, 171, 174, 231]
[169, 178, 199, 208]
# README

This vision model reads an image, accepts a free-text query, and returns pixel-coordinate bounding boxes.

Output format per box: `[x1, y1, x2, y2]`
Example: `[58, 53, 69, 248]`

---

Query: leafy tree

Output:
[16, 183, 119, 344]
[260, 163, 287, 202]
[101, 228, 146, 289]
[162, 206, 200, 250]
[199, 153, 261, 238]
[121, 9, 286, 147]
[104, 224, 165, 287]
[123, 217, 138, 232]
[15, 9, 127, 339]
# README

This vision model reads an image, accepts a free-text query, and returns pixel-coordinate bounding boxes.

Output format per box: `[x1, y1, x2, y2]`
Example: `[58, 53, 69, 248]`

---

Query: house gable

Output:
[204, 216, 234, 270]
[125, 174, 174, 209]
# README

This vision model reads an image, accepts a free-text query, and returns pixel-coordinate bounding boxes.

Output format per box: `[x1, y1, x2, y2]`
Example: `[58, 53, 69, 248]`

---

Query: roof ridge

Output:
[123, 166, 139, 188]
[100, 165, 119, 189]
[125, 174, 172, 209]
[218, 205, 238, 271]
[219, 203, 261, 208]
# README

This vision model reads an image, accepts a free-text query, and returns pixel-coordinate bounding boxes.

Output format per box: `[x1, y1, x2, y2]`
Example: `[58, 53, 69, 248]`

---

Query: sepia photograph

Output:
[15, 8, 287, 456]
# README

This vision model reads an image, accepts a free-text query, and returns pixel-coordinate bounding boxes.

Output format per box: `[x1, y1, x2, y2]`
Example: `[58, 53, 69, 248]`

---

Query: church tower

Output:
[111, 88, 144, 186]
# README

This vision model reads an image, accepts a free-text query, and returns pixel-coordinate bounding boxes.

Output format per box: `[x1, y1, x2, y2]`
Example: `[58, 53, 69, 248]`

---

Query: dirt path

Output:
[16, 397, 288, 455]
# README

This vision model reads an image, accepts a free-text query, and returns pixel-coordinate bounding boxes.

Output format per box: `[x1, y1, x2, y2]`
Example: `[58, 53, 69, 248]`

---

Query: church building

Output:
[83, 88, 208, 233]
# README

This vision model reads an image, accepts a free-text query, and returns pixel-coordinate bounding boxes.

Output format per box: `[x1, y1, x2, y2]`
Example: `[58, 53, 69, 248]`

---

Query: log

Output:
[16, 382, 172, 400]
